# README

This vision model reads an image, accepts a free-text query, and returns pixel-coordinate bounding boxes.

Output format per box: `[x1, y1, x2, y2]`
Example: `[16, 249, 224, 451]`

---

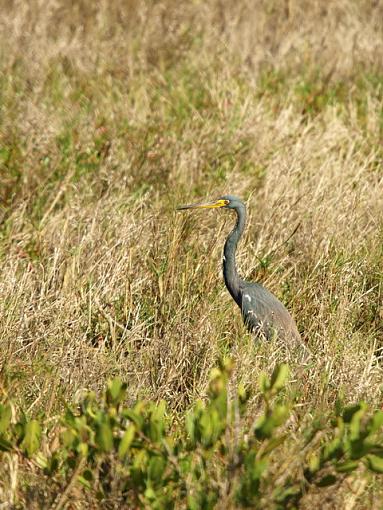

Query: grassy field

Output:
[1, 0, 383, 507]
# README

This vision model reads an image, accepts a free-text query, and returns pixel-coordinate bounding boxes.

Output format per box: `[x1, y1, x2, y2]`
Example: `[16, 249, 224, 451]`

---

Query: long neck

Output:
[223, 205, 246, 302]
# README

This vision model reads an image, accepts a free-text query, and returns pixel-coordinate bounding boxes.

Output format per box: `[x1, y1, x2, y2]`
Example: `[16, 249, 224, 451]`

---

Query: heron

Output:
[176, 195, 302, 346]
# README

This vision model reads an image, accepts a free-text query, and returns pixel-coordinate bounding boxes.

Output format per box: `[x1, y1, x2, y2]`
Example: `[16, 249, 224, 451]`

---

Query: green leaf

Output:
[258, 372, 270, 394]
[35, 452, 48, 469]
[63, 407, 76, 426]
[271, 405, 289, 426]
[151, 400, 166, 424]
[144, 484, 156, 501]
[335, 390, 345, 416]
[255, 404, 289, 439]
[366, 454, 383, 473]
[322, 437, 342, 461]
[209, 408, 225, 442]
[366, 411, 383, 435]
[78, 468, 94, 488]
[349, 414, 364, 441]
[61, 429, 77, 448]
[185, 411, 196, 444]
[316, 474, 337, 487]
[106, 377, 127, 406]
[123, 409, 144, 430]
[270, 364, 289, 392]
[237, 383, 250, 407]
[250, 458, 267, 480]
[213, 392, 227, 420]
[78, 475, 91, 489]
[95, 421, 113, 452]
[21, 420, 41, 457]
[343, 403, 367, 423]
[237, 452, 266, 504]
[209, 367, 222, 382]
[336, 460, 359, 473]
[73, 416, 90, 439]
[307, 453, 320, 474]
[274, 485, 301, 504]
[44, 454, 60, 475]
[368, 445, 383, 458]
[148, 400, 166, 442]
[350, 438, 373, 459]
[219, 357, 234, 375]
[187, 494, 200, 510]
[77, 442, 89, 457]
[179, 456, 192, 475]
[134, 449, 148, 469]
[0, 404, 12, 434]
[148, 456, 166, 483]
[14, 422, 24, 441]
[118, 424, 135, 459]
[200, 411, 214, 446]
[254, 415, 273, 439]
[0, 436, 12, 452]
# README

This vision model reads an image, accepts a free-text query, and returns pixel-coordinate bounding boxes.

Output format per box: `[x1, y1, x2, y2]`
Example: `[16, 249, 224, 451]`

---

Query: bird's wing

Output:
[239, 282, 300, 341]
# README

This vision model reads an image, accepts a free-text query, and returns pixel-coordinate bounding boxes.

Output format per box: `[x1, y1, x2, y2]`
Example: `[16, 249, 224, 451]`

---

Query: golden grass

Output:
[0, 0, 383, 507]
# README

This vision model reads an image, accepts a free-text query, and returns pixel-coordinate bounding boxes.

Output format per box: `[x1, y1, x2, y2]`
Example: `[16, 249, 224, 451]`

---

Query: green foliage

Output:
[1, 361, 383, 507]
[0, 2, 382, 508]
[20, 419, 41, 457]
[302, 401, 383, 489]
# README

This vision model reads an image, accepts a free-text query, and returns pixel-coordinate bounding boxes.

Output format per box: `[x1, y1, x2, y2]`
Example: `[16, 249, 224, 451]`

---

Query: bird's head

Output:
[176, 195, 244, 211]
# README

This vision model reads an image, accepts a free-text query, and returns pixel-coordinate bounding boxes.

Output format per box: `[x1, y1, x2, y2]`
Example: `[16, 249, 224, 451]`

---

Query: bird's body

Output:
[177, 195, 302, 346]
[234, 281, 301, 342]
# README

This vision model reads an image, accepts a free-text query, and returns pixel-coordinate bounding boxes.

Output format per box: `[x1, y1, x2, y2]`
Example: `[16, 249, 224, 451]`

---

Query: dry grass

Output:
[0, 0, 383, 507]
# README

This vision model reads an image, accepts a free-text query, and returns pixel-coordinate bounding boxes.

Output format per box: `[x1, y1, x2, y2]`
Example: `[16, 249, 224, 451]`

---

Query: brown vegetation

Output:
[0, 0, 382, 507]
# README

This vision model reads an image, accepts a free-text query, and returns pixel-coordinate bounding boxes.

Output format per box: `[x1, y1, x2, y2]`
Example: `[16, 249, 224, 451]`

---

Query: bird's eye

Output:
[223, 200, 230, 205]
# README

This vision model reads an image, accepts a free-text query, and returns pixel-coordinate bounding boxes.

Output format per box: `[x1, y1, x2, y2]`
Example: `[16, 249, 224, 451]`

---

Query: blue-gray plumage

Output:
[177, 195, 302, 345]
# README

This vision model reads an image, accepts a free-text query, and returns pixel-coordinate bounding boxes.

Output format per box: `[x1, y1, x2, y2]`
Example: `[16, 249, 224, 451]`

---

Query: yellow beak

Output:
[176, 199, 229, 211]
